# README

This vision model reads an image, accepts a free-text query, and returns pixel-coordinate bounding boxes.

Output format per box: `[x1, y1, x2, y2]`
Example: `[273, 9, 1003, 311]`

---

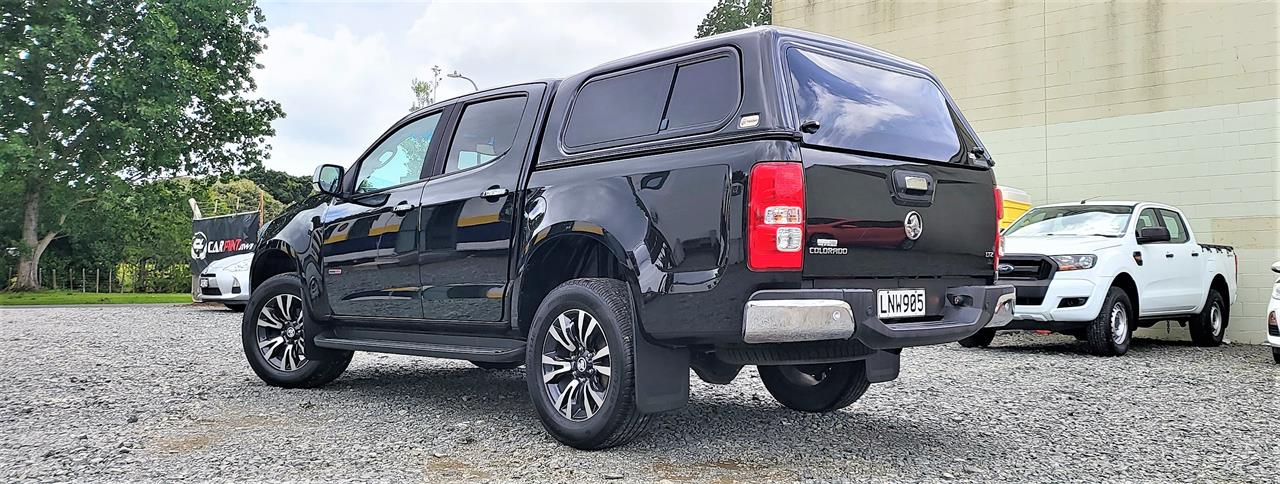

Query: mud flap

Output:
[633, 331, 690, 414]
[865, 349, 901, 383]
[627, 285, 690, 414]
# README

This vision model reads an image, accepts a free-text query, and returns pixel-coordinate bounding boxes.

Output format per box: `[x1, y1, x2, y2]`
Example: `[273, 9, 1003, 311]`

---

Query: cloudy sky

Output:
[254, 0, 716, 175]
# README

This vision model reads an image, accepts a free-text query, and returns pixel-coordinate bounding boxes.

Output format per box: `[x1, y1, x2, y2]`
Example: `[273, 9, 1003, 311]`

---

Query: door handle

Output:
[391, 202, 415, 215]
[1165, 253, 1174, 258]
[481, 187, 509, 199]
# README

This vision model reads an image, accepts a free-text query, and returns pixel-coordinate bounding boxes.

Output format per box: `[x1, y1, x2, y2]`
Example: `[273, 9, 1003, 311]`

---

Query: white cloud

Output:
[255, 0, 714, 175]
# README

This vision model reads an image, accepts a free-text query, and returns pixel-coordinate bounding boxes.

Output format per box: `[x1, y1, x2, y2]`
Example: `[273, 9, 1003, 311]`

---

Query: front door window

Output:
[353, 112, 442, 193]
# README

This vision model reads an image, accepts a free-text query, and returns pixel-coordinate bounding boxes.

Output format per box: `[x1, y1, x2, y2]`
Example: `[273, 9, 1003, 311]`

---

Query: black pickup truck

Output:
[242, 27, 1015, 449]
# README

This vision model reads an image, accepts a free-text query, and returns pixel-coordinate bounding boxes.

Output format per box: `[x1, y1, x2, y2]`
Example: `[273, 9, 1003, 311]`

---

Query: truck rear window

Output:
[785, 48, 960, 162]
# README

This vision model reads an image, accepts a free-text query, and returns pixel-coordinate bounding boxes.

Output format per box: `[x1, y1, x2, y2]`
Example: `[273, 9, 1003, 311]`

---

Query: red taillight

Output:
[748, 162, 805, 271]
[993, 186, 1004, 274]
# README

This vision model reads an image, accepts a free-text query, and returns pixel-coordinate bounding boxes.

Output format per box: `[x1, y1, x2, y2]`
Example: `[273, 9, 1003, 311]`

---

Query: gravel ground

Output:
[1, 304, 1276, 483]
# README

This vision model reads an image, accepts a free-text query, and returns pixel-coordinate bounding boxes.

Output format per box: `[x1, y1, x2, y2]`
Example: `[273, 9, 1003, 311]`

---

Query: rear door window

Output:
[442, 96, 528, 175]
[786, 48, 960, 162]
[1156, 209, 1190, 243]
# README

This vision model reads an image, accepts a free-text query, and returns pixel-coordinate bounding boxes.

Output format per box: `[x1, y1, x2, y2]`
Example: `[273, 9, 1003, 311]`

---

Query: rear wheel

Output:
[471, 360, 522, 370]
[242, 273, 352, 388]
[759, 360, 870, 413]
[1273, 347, 1280, 364]
[957, 328, 996, 348]
[1086, 287, 1132, 356]
[1189, 290, 1226, 347]
[525, 278, 650, 450]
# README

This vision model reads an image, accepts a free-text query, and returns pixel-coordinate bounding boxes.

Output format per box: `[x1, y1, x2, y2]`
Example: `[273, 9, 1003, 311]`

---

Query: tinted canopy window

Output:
[664, 56, 739, 130]
[564, 65, 674, 148]
[786, 48, 960, 162]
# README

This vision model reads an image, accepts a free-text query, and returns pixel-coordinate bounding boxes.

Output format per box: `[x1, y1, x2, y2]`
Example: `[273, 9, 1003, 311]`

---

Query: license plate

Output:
[199, 278, 210, 288]
[877, 289, 927, 319]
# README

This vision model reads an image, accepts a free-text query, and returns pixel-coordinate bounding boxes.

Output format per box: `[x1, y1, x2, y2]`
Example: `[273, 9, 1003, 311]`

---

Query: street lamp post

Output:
[447, 71, 478, 91]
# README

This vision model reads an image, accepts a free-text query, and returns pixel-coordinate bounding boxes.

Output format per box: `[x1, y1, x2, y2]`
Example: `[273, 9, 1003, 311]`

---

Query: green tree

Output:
[410, 65, 442, 111]
[696, 0, 772, 38]
[205, 178, 285, 219]
[239, 166, 313, 207]
[0, 1, 283, 290]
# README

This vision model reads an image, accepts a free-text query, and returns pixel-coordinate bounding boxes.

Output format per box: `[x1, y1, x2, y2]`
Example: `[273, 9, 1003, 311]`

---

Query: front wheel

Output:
[242, 273, 352, 388]
[1273, 347, 1280, 364]
[759, 360, 870, 413]
[1189, 291, 1226, 347]
[1085, 287, 1132, 356]
[525, 278, 651, 450]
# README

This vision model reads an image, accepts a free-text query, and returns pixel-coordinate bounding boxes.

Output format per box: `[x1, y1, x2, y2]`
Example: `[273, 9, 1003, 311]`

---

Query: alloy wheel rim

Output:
[1210, 304, 1223, 335]
[255, 293, 308, 372]
[540, 308, 611, 421]
[1110, 302, 1128, 345]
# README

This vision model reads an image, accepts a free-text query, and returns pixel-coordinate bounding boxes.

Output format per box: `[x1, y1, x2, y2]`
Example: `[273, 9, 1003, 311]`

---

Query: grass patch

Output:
[0, 291, 192, 306]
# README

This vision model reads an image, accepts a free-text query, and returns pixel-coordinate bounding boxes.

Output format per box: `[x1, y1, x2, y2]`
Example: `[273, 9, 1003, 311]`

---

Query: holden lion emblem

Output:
[903, 211, 923, 240]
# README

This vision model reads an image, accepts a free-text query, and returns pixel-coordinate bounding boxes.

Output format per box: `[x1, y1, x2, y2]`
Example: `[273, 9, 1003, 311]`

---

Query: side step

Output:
[314, 329, 525, 363]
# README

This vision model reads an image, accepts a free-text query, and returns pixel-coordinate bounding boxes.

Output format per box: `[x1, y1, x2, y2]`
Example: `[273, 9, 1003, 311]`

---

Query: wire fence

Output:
[0, 261, 190, 293]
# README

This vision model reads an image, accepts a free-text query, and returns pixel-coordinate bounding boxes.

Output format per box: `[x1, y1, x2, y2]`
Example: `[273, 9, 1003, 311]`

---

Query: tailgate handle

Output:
[903, 176, 929, 191]
[890, 170, 936, 207]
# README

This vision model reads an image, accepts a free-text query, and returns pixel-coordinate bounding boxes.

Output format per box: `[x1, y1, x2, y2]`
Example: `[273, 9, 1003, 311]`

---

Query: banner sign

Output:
[191, 211, 260, 298]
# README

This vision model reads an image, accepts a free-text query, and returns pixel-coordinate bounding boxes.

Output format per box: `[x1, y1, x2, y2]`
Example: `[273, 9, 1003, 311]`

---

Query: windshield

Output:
[1005, 205, 1134, 237]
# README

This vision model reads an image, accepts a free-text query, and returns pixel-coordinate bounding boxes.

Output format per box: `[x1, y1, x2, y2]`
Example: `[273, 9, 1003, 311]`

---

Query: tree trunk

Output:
[14, 185, 56, 291]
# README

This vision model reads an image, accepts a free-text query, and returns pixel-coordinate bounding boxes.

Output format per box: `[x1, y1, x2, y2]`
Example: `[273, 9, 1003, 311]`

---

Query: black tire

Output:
[524, 278, 650, 450]
[957, 328, 997, 348]
[242, 273, 352, 388]
[1189, 290, 1226, 347]
[758, 360, 871, 412]
[1272, 347, 1280, 364]
[471, 360, 523, 370]
[1086, 287, 1133, 356]
[225, 303, 246, 312]
[1072, 332, 1089, 342]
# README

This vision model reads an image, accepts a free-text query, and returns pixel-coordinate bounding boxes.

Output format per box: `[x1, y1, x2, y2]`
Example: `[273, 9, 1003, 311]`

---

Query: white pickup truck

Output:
[962, 201, 1237, 356]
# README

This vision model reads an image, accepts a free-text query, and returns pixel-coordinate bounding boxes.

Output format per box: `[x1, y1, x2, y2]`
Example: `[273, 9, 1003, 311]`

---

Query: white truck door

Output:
[1155, 209, 1202, 312]
[1133, 208, 1181, 314]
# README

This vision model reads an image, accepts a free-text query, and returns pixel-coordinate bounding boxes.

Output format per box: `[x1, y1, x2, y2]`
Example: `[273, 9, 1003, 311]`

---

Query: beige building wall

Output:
[776, 0, 1280, 343]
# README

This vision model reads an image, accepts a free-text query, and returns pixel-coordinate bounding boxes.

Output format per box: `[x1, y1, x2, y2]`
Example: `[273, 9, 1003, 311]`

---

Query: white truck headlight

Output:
[1052, 254, 1096, 271]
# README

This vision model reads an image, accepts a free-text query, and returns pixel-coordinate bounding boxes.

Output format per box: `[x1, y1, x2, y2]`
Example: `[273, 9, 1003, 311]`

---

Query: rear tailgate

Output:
[783, 45, 996, 285]
[803, 149, 996, 278]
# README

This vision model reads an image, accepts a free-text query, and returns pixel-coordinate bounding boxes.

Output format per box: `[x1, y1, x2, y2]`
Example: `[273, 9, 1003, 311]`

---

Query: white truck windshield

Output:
[1005, 205, 1134, 237]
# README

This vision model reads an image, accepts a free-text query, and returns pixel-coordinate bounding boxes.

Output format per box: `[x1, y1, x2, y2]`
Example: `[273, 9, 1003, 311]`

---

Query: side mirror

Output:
[1136, 226, 1171, 244]
[313, 164, 344, 196]
[1271, 261, 1280, 274]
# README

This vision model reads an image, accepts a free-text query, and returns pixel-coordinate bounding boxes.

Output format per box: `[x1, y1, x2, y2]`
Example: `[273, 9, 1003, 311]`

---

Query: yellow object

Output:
[999, 186, 1032, 229]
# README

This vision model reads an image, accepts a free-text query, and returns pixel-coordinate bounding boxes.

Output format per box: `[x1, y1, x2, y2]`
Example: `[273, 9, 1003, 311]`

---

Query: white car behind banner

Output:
[196, 253, 252, 311]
